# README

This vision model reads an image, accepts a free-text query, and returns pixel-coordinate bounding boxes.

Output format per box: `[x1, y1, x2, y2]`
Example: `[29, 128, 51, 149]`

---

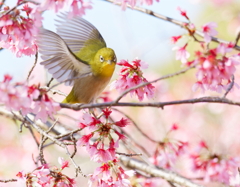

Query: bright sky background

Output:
[0, 0, 202, 82]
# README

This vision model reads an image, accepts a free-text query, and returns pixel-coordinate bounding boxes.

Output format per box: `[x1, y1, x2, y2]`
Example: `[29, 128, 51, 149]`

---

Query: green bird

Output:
[37, 13, 116, 104]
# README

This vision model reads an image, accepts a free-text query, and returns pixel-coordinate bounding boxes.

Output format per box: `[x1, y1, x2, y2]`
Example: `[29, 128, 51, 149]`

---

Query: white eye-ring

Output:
[100, 55, 104, 62]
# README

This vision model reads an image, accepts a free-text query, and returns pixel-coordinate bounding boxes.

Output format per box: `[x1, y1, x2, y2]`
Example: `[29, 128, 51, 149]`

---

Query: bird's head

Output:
[91, 48, 116, 77]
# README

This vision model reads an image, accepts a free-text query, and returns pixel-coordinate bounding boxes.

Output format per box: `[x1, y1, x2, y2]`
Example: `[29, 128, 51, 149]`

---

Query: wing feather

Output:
[55, 12, 106, 53]
[37, 28, 91, 86]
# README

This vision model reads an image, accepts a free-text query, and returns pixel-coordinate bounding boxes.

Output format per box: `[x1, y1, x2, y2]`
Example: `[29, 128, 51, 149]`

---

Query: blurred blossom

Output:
[172, 44, 190, 64]
[177, 7, 189, 20]
[190, 141, 240, 186]
[16, 164, 76, 186]
[40, 0, 92, 17]
[151, 126, 188, 170]
[192, 44, 240, 92]
[0, 75, 60, 122]
[116, 0, 159, 10]
[171, 35, 182, 44]
[202, 22, 218, 43]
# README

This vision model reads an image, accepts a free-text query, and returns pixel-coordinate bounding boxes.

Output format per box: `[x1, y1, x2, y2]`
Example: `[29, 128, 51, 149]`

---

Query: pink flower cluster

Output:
[190, 141, 240, 186]
[0, 0, 92, 57]
[172, 12, 240, 92]
[0, 74, 60, 122]
[16, 158, 75, 186]
[112, 59, 155, 101]
[0, 3, 42, 57]
[151, 124, 188, 169]
[116, 0, 159, 10]
[77, 108, 132, 186]
[41, 0, 92, 17]
[202, 22, 218, 43]
[192, 43, 240, 92]
[88, 160, 133, 187]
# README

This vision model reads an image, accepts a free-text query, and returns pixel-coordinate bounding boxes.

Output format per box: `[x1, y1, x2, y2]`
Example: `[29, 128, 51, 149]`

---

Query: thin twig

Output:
[234, 31, 240, 46]
[19, 121, 26, 133]
[120, 128, 151, 157]
[107, 110, 151, 156]
[223, 75, 235, 98]
[46, 118, 58, 133]
[27, 52, 38, 82]
[112, 108, 158, 143]
[26, 125, 40, 147]
[104, 0, 240, 51]
[0, 179, 18, 183]
[39, 136, 48, 165]
[55, 128, 83, 139]
[116, 152, 142, 156]
[70, 133, 77, 159]
[47, 78, 54, 87]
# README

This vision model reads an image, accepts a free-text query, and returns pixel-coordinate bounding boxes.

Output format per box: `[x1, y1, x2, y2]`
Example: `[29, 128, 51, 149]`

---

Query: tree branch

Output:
[119, 155, 205, 187]
[27, 52, 38, 82]
[60, 96, 240, 110]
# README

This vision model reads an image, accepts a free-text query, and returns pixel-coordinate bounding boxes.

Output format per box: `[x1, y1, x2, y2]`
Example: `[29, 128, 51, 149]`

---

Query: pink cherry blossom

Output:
[173, 44, 190, 64]
[116, 0, 159, 10]
[89, 161, 132, 187]
[217, 43, 234, 55]
[41, 0, 66, 12]
[0, 5, 43, 57]
[171, 35, 182, 44]
[32, 94, 61, 122]
[77, 109, 130, 166]
[192, 47, 240, 92]
[151, 126, 188, 170]
[112, 58, 155, 101]
[177, 7, 189, 20]
[77, 133, 94, 146]
[190, 142, 240, 185]
[58, 157, 70, 170]
[68, 0, 92, 18]
[115, 118, 129, 127]
[40, 0, 92, 17]
[0, 75, 60, 122]
[202, 22, 218, 43]
[92, 149, 113, 163]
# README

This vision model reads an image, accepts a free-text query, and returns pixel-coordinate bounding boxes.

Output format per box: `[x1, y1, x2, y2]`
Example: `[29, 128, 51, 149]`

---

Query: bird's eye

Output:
[100, 55, 104, 62]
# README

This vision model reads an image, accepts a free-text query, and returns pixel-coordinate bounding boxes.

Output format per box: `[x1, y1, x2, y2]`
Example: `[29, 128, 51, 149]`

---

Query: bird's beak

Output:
[107, 60, 112, 65]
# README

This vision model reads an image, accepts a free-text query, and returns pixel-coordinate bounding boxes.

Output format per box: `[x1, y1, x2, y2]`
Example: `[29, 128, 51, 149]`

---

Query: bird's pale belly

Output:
[73, 75, 110, 104]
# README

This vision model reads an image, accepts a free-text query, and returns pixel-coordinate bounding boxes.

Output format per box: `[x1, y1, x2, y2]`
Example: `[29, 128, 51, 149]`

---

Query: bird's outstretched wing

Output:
[37, 28, 92, 86]
[55, 13, 107, 62]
